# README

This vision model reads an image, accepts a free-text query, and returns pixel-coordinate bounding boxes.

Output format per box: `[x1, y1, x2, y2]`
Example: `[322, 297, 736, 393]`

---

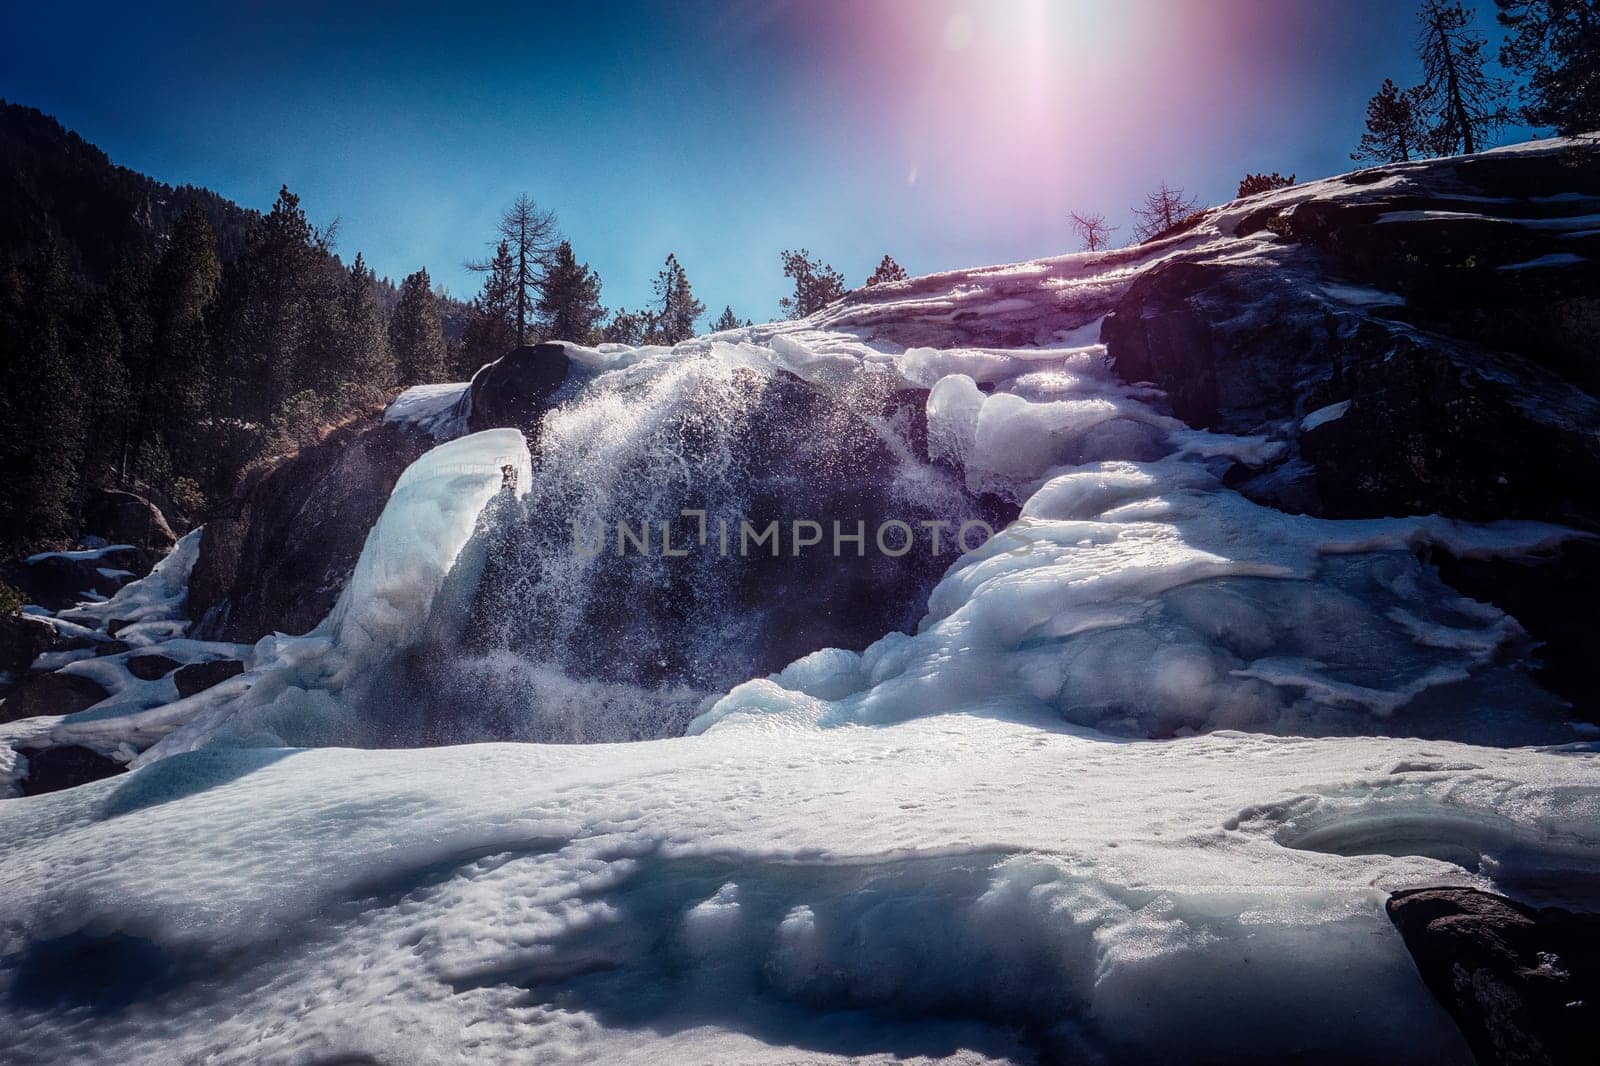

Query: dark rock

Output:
[187, 418, 430, 642]
[172, 658, 245, 699]
[0, 671, 108, 724]
[1388, 886, 1600, 1066]
[1098, 150, 1600, 718]
[11, 545, 147, 611]
[0, 613, 62, 675]
[461, 343, 570, 435]
[84, 488, 177, 554]
[390, 364, 1010, 744]
[124, 653, 180, 681]
[17, 745, 125, 795]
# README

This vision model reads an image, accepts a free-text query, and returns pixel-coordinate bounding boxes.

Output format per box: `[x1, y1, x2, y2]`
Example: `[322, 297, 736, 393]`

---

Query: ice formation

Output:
[3, 137, 1599, 1063]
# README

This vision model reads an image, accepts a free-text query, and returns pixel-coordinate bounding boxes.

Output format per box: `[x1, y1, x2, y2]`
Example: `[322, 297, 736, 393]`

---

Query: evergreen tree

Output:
[711, 305, 742, 331]
[211, 185, 328, 423]
[334, 253, 396, 392]
[866, 254, 910, 285]
[468, 194, 559, 345]
[129, 206, 219, 487]
[1496, 0, 1600, 134]
[1416, 1, 1510, 155]
[1236, 172, 1296, 197]
[391, 268, 446, 385]
[651, 253, 705, 344]
[1131, 184, 1201, 242]
[601, 308, 648, 346]
[461, 240, 518, 372]
[1354, 79, 1429, 162]
[1068, 212, 1118, 251]
[778, 249, 846, 318]
[0, 243, 85, 546]
[536, 241, 606, 343]
[75, 292, 129, 498]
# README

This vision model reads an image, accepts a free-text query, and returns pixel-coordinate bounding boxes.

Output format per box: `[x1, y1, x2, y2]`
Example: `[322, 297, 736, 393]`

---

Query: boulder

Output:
[1388, 886, 1600, 1066]
[460, 343, 570, 435]
[17, 745, 125, 795]
[125, 654, 180, 681]
[188, 418, 430, 642]
[11, 545, 147, 611]
[0, 613, 62, 676]
[0, 671, 108, 724]
[172, 658, 245, 699]
[84, 489, 177, 554]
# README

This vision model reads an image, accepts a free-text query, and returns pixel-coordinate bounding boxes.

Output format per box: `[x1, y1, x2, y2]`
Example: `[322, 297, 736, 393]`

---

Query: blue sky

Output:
[3, 0, 1536, 326]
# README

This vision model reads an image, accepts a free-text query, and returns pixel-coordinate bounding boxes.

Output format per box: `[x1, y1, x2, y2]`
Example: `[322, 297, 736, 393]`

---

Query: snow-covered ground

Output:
[4, 137, 1600, 1063]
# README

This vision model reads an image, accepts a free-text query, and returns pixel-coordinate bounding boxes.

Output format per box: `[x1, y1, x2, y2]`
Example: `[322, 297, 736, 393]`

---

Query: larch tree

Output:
[1496, 0, 1600, 134]
[536, 241, 606, 343]
[1416, 1, 1510, 155]
[778, 249, 846, 318]
[390, 268, 447, 386]
[1353, 79, 1428, 162]
[652, 254, 705, 344]
[1068, 212, 1118, 251]
[1131, 184, 1200, 242]
[866, 254, 910, 285]
[469, 194, 559, 345]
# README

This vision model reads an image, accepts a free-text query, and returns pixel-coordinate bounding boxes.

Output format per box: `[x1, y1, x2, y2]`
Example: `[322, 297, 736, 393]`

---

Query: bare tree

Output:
[1131, 184, 1201, 242]
[1416, 0, 1509, 155]
[468, 193, 560, 345]
[1069, 211, 1119, 252]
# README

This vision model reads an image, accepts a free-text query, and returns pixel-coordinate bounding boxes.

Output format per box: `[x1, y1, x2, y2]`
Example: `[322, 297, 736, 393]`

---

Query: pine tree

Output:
[130, 206, 219, 487]
[461, 240, 518, 372]
[602, 308, 648, 345]
[1496, 0, 1600, 134]
[1068, 212, 1118, 251]
[866, 255, 910, 285]
[1417, 1, 1510, 155]
[468, 194, 559, 345]
[778, 249, 847, 318]
[651, 253, 705, 344]
[711, 306, 742, 331]
[1131, 184, 1201, 242]
[211, 185, 328, 422]
[334, 253, 396, 392]
[1236, 172, 1296, 197]
[391, 268, 446, 385]
[0, 243, 85, 546]
[1353, 79, 1428, 162]
[536, 241, 606, 343]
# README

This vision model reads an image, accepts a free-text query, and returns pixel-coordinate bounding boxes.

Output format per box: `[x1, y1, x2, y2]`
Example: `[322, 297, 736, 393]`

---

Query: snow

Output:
[382, 381, 468, 439]
[1320, 283, 1405, 307]
[24, 543, 136, 565]
[3, 135, 1600, 1062]
[5, 722, 1597, 1062]
[1300, 400, 1351, 431]
[1498, 252, 1587, 271]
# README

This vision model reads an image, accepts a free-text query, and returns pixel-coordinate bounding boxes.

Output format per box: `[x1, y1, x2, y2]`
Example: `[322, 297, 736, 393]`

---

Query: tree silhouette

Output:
[778, 249, 847, 318]
[1416, 1, 1509, 155]
[1236, 172, 1296, 198]
[1353, 78, 1428, 162]
[866, 255, 910, 285]
[1131, 184, 1200, 242]
[468, 194, 559, 345]
[1069, 211, 1118, 251]
[1496, 0, 1600, 135]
